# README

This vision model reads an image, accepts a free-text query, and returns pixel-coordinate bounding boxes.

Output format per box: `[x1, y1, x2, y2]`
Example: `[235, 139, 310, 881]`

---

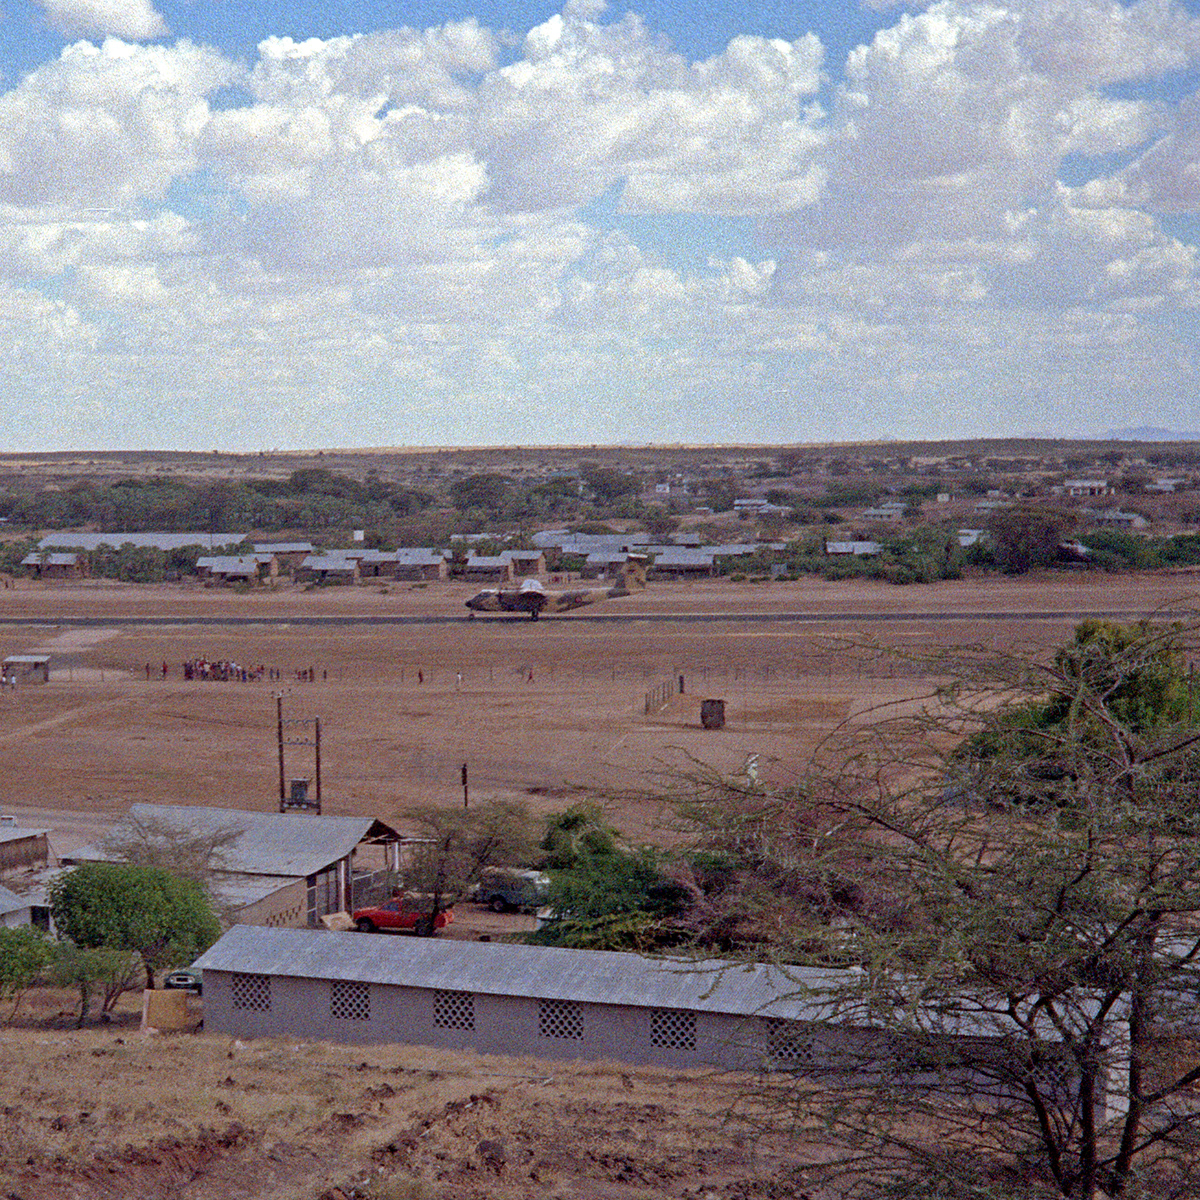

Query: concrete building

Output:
[394, 549, 449, 581]
[356, 549, 402, 579]
[252, 542, 314, 569]
[1053, 480, 1111, 497]
[501, 549, 547, 577]
[2, 655, 50, 683]
[1086, 509, 1149, 530]
[196, 554, 277, 585]
[296, 555, 360, 584]
[648, 549, 716, 579]
[191, 927, 1108, 1111]
[65, 804, 409, 928]
[458, 554, 514, 583]
[194, 926, 854, 1070]
[0, 825, 51, 876]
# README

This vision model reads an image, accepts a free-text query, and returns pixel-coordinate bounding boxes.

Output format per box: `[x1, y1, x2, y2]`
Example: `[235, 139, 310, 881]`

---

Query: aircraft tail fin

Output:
[618, 554, 648, 591]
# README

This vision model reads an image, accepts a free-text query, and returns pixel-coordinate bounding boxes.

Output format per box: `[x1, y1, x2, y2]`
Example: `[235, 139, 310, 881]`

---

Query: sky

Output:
[3, 0, 1200, 451]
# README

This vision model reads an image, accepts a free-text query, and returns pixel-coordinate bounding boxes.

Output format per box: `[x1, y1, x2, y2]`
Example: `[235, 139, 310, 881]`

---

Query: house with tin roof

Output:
[65, 804, 409, 929]
[21, 552, 86, 579]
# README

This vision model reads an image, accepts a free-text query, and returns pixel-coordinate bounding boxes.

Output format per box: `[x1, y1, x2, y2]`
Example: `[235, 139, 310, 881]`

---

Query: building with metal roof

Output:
[21, 551, 86, 579]
[393, 549, 449, 580]
[38, 532, 246, 551]
[193, 925, 850, 1068]
[66, 804, 408, 928]
[647, 549, 716, 578]
[0, 824, 52, 876]
[190, 927, 1094, 1096]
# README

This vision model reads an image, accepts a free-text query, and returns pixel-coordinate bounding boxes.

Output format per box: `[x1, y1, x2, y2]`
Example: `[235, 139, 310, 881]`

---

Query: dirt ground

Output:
[0, 569, 1197, 849]
[0, 989, 821, 1200]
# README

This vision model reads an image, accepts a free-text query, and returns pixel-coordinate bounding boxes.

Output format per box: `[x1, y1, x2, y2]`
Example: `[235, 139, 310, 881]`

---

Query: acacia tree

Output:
[402, 800, 536, 934]
[701, 618, 1200, 1199]
[49, 863, 220, 989]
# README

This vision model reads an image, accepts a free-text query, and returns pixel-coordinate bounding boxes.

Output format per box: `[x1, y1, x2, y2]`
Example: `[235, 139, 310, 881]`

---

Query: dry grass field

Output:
[3, 568, 1200, 1198]
[0, 990, 821, 1200]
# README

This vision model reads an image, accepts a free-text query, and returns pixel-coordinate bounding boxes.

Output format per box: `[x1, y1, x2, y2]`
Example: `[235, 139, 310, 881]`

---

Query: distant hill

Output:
[1105, 426, 1200, 442]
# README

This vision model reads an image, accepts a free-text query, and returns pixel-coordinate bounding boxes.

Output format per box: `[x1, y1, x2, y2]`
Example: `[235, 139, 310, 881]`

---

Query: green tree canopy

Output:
[49, 863, 220, 988]
[986, 504, 1077, 573]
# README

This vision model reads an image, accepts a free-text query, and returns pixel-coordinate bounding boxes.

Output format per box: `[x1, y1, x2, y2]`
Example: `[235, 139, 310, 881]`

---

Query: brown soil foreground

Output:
[0, 990, 820, 1200]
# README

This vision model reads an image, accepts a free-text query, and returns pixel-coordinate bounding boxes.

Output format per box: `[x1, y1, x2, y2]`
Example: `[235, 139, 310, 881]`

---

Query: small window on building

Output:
[433, 989, 475, 1030]
[231, 972, 272, 1012]
[650, 1007, 696, 1050]
[765, 1017, 814, 1068]
[538, 998, 583, 1040]
[330, 980, 370, 1021]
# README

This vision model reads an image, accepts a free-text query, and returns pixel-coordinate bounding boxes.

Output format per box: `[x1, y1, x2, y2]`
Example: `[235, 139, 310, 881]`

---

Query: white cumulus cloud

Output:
[34, 0, 167, 40]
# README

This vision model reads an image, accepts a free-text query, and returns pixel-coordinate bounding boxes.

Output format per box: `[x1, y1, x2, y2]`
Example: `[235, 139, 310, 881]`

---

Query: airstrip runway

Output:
[0, 571, 1195, 847]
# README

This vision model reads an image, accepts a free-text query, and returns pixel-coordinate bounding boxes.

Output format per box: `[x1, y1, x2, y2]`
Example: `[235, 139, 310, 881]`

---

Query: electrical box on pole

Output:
[277, 696, 322, 813]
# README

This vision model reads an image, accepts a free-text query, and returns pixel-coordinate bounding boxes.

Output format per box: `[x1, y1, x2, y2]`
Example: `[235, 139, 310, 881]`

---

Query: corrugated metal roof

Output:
[197, 555, 257, 574]
[301, 555, 357, 571]
[192, 925, 846, 1020]
[395, 549, 446, 565]
[192, 928, 1076, 1039]
[68, 804, 399, 878]
[253, 542, 313, 554]
[0, 885, 30, 917]
[0, 827, 50, 845]
[210, 872, 303, 908]
[652, 550, 715, 568]
[22, 552, 80, 566]
[39, 532, 245, 551]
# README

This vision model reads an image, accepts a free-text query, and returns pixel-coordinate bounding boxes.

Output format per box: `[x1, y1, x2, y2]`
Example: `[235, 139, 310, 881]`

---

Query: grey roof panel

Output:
[0, 885, 30, 917]
[39, 532, 245, 551]
[69, 804, 398, 878]
[191, 925, 847, 1020]
[0, 828, 50, 845]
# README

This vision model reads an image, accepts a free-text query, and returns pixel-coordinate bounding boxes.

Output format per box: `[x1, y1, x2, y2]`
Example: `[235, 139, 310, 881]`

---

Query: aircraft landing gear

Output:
[529, 608, 540, 621]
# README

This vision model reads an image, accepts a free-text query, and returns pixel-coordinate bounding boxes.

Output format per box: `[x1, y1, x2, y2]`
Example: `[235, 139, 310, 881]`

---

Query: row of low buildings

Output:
[25, 531, 786, 584]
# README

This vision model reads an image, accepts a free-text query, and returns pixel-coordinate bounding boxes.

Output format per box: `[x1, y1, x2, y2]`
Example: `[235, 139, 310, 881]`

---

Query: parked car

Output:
[352, 893, 453, 935]
[163, 968, 202, 994]
[472, 867, 550, 913]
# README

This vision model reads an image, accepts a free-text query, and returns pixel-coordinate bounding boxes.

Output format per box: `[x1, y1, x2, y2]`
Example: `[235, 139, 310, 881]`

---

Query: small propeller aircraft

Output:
[465, 556, 647, 620]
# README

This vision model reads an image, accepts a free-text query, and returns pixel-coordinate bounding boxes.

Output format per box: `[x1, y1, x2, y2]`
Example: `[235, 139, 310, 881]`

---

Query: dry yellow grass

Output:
[0, 988, 817, 1200]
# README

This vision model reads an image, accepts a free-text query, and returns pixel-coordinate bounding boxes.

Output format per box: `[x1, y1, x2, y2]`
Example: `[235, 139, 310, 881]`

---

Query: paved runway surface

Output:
[0, 608, 1159, 627]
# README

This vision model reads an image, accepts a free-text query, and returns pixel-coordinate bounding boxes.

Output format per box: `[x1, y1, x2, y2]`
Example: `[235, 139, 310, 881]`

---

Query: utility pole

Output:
[277, 695, 322, 813]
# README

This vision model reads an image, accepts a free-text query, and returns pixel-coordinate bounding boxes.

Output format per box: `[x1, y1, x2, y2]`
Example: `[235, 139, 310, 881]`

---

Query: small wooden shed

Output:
[2, 655, 49, 683]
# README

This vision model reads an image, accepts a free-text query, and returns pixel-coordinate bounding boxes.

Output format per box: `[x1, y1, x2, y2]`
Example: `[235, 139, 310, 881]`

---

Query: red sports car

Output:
[352, 895, 453, 935]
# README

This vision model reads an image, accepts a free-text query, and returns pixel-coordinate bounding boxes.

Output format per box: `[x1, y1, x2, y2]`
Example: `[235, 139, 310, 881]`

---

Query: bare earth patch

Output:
[0, 991, 820, 1200]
